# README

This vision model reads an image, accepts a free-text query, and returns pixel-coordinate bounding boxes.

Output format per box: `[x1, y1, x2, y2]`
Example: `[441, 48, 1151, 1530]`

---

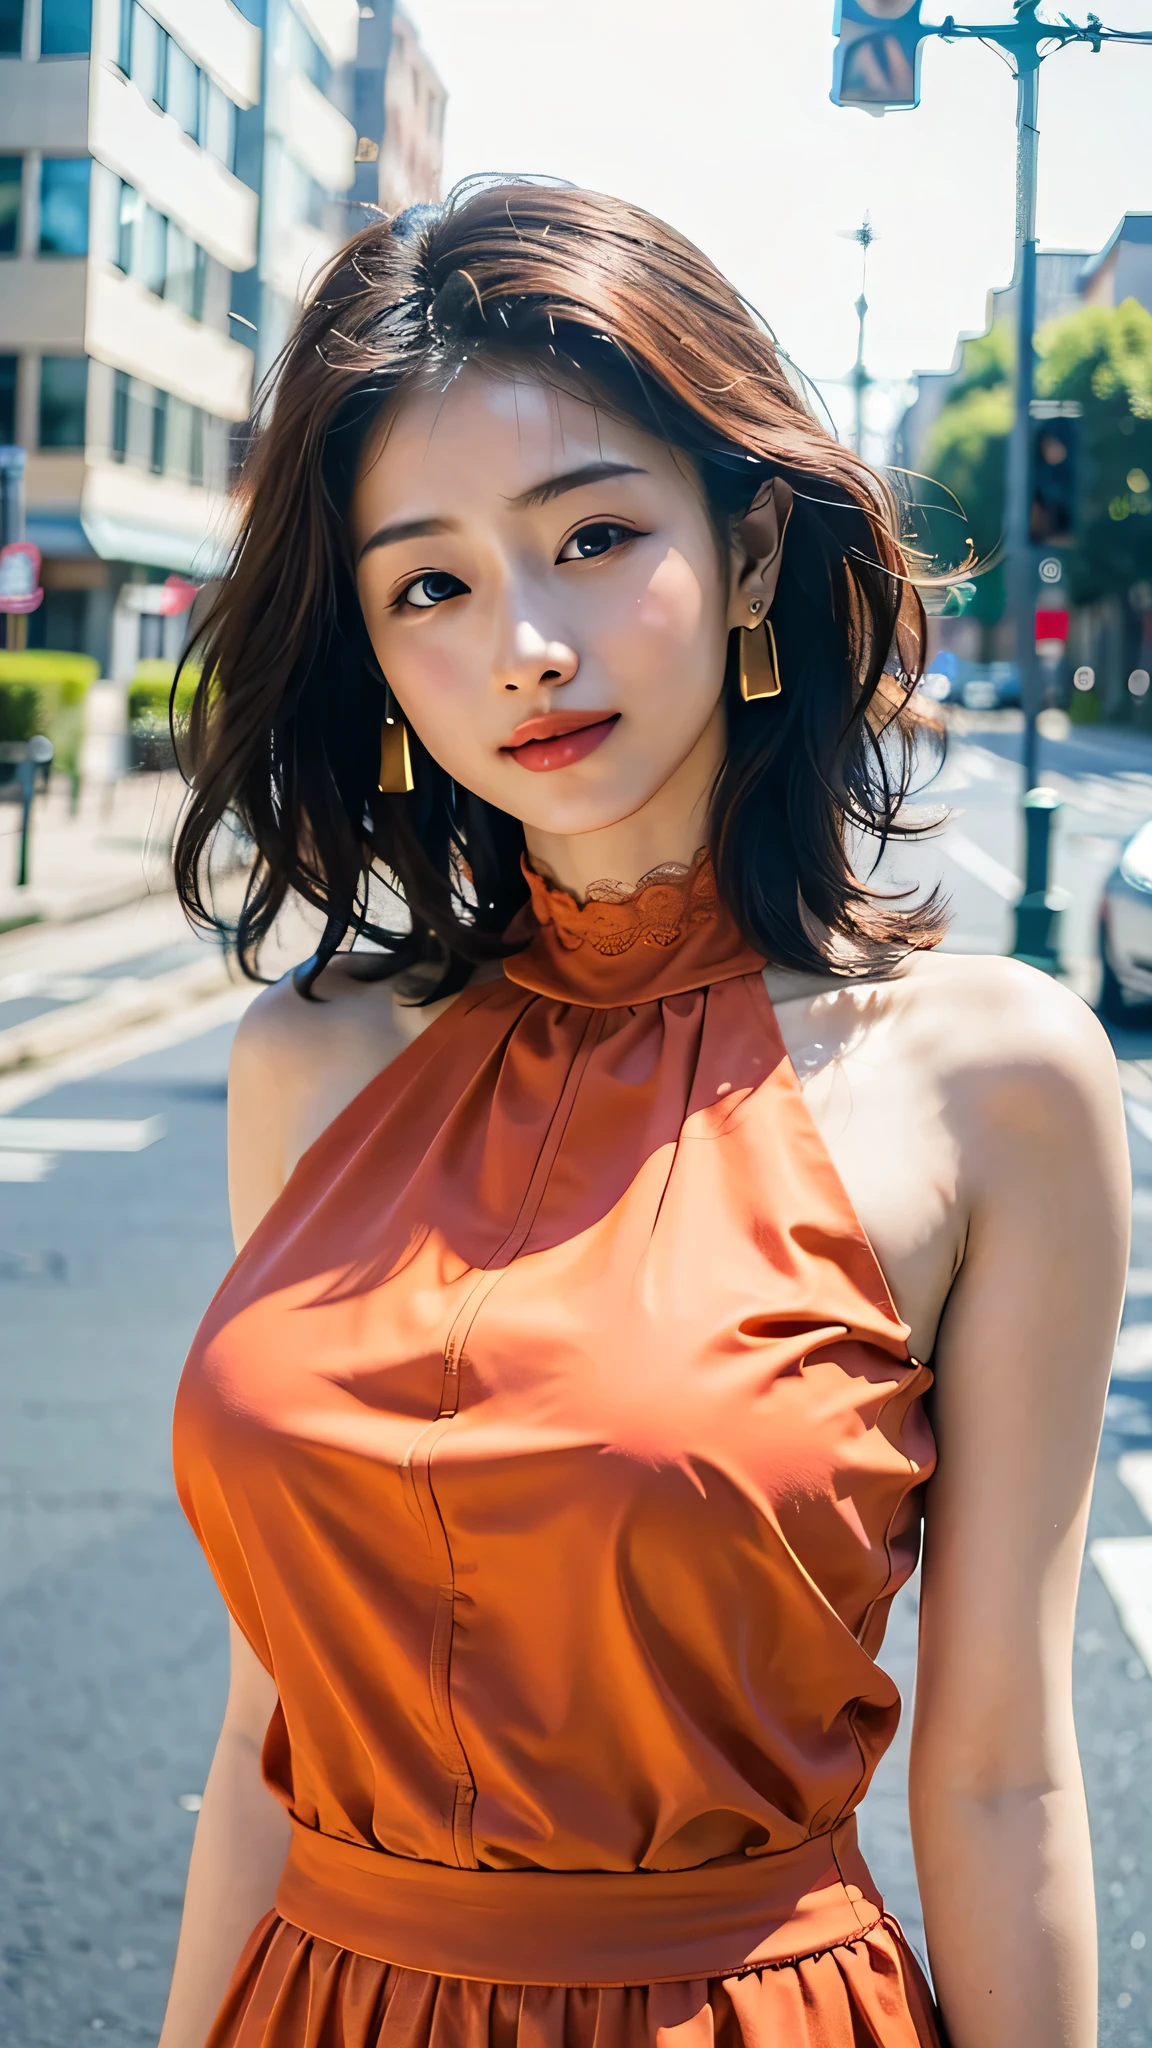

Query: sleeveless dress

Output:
[173, 851, 944, 2048]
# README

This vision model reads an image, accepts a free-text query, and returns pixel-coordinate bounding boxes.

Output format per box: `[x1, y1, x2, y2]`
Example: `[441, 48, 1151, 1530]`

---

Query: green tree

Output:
[922, 326, 1012, 635]
[1036, 297, 1152, 608]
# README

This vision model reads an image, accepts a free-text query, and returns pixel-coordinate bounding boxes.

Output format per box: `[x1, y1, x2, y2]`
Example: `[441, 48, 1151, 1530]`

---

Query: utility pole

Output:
[830, 0, 1152, 972]
[851, 217, 874, 457]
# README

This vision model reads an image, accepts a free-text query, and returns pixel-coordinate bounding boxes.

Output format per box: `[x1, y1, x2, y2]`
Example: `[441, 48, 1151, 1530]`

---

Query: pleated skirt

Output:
[206, 1910, 945, 2048]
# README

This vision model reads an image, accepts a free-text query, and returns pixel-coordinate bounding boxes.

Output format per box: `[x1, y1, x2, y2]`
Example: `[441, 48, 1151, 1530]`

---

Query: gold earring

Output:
[378, 714, 414, 793]
[738, 611, 781, 701]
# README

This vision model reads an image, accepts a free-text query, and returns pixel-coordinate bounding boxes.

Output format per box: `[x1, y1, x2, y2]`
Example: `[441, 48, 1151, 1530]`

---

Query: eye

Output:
[556, 521, 639, 563]
[399, 570, 469, 610]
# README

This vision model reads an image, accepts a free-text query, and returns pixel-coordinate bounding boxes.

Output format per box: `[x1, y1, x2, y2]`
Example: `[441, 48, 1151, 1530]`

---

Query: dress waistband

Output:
[276, 1817, 884, 1987]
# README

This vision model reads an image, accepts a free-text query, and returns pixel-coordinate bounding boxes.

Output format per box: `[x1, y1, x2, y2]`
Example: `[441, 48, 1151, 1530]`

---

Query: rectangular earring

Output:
[378, 717, 414, 793]
[739, 618, 782, 701]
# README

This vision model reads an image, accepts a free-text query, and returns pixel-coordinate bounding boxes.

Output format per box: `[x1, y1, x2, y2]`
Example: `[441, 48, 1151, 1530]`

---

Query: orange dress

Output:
[173, 853, 943, 2048]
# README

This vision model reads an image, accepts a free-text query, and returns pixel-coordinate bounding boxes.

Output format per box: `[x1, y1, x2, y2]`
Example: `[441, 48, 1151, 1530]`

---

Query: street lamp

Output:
[831, 0, 1152, 972]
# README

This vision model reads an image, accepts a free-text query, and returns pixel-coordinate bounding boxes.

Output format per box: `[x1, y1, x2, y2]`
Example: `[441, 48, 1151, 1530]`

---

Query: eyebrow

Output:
[356, 462, 647, 563]
[511, 461, 646, 509]
[357, 515, 453, 563]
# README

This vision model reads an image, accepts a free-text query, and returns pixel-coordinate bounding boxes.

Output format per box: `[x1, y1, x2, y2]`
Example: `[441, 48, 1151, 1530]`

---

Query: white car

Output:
[1100, 819, 1152, 1020]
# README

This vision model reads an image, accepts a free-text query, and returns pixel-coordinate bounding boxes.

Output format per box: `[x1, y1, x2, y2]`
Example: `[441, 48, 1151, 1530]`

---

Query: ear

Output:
[726, 479, 795, 631]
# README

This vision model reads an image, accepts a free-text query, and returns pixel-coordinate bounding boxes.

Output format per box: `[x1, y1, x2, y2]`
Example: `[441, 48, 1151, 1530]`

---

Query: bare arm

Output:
[162, 962, 436, 2041]
[910, 971, 1130, 2048]
[157, 1622, 291, 2048]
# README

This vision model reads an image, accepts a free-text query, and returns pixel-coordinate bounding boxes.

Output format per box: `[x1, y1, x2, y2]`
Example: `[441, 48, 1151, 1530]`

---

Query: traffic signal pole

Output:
[1006, 54, 1040, 803]
[1003, 48, 1061, 967]
[830, 0, 1152, 974]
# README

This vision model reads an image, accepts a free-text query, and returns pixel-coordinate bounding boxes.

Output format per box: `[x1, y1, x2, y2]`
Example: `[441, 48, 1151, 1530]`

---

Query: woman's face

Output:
[351, 367, 757, 841]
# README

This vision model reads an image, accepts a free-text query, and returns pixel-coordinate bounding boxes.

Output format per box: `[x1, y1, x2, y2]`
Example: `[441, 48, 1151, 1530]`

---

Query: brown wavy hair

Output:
[174, 178, 944, 995]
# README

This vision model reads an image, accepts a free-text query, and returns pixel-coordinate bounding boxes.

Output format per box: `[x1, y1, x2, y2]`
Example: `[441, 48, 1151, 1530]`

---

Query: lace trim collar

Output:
[521, 848, 717, 957]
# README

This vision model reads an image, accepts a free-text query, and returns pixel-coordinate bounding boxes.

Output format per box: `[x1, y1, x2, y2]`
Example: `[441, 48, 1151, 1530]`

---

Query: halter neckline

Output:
[502, 849, 767, 1007]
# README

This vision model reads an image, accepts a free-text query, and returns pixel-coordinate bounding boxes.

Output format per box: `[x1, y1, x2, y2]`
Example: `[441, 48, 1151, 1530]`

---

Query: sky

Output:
[403, 0, 1152, 456]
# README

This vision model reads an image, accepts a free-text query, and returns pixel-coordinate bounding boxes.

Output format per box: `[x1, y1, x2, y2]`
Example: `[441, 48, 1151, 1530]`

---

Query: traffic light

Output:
[831, 0, 927, 112]
[1029, 413, 1079, 545]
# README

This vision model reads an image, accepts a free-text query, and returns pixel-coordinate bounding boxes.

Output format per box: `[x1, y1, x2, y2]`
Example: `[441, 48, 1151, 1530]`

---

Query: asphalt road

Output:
[3, 723, 1152, 2044]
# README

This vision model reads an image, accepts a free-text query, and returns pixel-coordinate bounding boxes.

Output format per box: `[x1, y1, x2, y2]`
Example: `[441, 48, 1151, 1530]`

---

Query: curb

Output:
[0, 877, 176, 940]
[0, 953, 234, 1078]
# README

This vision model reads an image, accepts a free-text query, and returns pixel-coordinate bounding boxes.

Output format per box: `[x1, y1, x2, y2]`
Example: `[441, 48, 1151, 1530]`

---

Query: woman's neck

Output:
[522, 705, 724, 903]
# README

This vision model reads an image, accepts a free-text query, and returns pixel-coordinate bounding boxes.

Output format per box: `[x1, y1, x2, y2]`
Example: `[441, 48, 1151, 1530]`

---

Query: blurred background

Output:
[3, 2, 1152, 2044]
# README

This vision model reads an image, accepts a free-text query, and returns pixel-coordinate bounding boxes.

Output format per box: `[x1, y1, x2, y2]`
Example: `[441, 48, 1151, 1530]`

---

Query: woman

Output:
[164, 182, 1128, 2048]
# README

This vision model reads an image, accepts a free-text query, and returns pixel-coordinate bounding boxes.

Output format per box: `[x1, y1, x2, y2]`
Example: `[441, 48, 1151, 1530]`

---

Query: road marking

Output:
[1112, 1324, 1152, 1378]
[1119, 1454, 1152, 1524]
[0, 972, 102, 1004]
[1091, 1537, 1152, 1674]
[0, 982, 257, 1114]
[943, 831, 1021, 903]
[0, 1150, 54, 1182]
[0, 1116, 164, 1152]
[1126, 1100, 1152, 1150]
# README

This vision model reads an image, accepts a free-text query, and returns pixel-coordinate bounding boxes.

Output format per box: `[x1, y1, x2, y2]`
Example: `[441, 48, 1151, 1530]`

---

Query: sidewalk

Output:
[0, 771, 186, 932]
[0, 773, 326, 1109]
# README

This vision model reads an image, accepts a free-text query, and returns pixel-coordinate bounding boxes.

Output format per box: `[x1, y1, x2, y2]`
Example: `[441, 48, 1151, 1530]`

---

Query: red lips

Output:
[501, 710, 620, 774]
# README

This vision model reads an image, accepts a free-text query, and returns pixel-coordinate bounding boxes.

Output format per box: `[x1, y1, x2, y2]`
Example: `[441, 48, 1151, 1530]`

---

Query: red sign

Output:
[1035, 607, 1069, 644]
[0, 541, 43, 615]
[157, 574, 198, 616]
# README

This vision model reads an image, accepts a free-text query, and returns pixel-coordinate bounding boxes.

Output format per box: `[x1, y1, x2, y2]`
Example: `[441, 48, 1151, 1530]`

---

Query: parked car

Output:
[918, 653, 1021, 710]
[1099, 820, 1152, 1021]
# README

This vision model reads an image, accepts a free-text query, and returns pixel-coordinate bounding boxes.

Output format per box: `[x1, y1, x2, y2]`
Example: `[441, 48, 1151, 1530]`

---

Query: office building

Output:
[0, 0, 396, 670]
[898, 216, 1152, 480]
[377, 4, 443, 219]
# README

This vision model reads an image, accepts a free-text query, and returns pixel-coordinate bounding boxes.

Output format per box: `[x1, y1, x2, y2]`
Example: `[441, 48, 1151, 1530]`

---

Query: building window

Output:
[278, 7, 330, 94]
[112, 366, 129, 458]
[0, 157, 20, 255]
[164, 223, 205, 319]
[39, 354, 88, 447]
[140, 200, 165, 292]
[164, 37, 200, 141]
[150, 385, 166, 472]
[116, 0, 130, 72]
[115, 179, 140, 272]
[115, 184, 207, 321]
[0, 0, 22, 58]
[166, 394, 203, 485]
[39, 156, 90, 256]
[128, 1, 163, 107]
[110, 371, 217, 484]
[39, 0, 91, 55]
[203, 79, 236, 171]
[0, 356, 16, 442]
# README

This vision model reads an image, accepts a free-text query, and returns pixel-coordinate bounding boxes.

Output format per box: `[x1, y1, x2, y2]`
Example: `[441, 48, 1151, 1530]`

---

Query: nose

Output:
[497, 620, 579, 694]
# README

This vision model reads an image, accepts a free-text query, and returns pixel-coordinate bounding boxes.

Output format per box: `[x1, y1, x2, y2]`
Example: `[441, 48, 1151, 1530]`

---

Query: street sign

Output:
[831, 0, 926, 112]
[1035, 606, 1069, 653]
[0, 540, 43, 615]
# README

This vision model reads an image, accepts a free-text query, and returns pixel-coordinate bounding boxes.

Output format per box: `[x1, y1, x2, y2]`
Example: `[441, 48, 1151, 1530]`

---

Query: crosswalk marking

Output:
[1119, 1454, 1152, 1524]
[1092, 1457, 1152, 1678]
[943, 831, 1021, 903]
[1090, 1539, 1152, 1675]
[0, 1151, 54, 1182]
[1112, 1323, 1152, 1377]
[0, 1117, 164, 1153]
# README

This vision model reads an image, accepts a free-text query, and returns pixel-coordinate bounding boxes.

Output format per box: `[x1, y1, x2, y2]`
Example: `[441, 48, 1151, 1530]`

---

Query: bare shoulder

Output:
[230, 953, 406, 1086]
[893, 949, 1126, 1185]
[227, 953, 500, 1249]
[895, 948, 1117, 1086]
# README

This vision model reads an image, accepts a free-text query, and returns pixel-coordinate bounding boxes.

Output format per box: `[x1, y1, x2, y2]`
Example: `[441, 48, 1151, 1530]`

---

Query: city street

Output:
[3, 719, 1152, 2044]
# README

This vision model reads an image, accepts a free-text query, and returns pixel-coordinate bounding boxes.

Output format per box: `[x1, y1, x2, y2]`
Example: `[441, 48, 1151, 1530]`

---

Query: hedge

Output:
[127, 658, 200, 730]
[0, 650, 99, 780]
